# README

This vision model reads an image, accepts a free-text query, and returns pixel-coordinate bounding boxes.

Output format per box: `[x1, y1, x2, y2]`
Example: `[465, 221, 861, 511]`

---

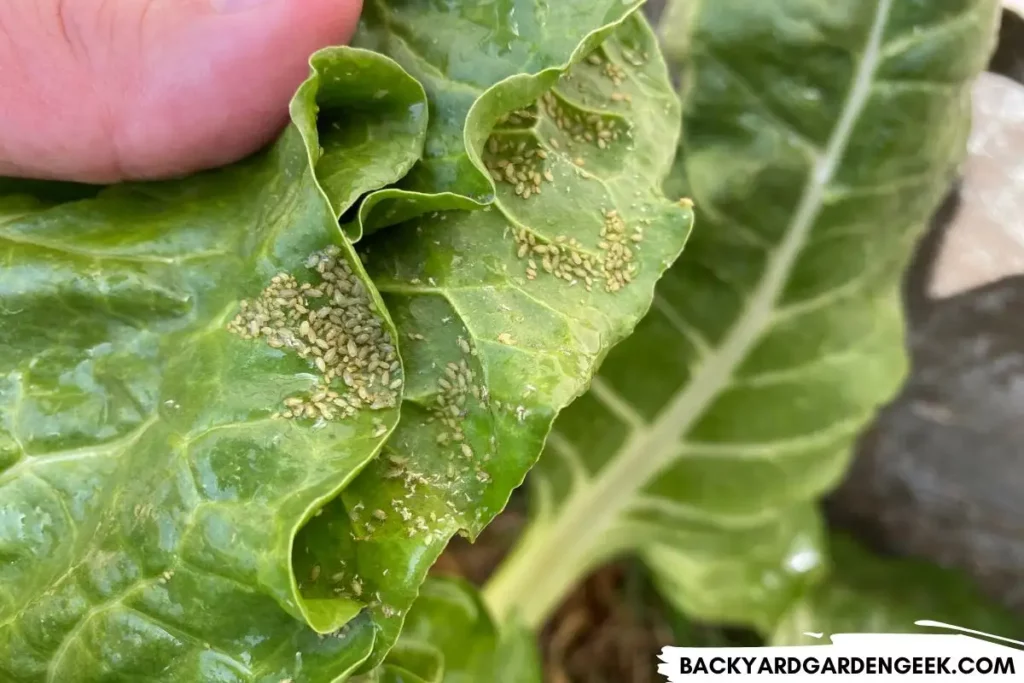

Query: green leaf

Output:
[485, 0, 1002, 633]
[643, 505, 826, 633]
[305, 12, 693, 669]
[355, 0, 644, 199]
[355, 578, 540, 683]
[347, 0, 653, 238]
[771, 536, 1023, 643]
[0, 48, 426, 682]
[310, 51, 428, 218]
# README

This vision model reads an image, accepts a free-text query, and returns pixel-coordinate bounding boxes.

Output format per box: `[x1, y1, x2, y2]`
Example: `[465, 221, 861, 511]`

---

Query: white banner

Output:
[659, 622, 1024, 681]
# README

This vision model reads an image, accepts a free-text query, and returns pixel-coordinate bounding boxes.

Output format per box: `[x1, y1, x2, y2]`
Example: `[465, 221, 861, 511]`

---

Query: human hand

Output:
[0, 0, 362, 183]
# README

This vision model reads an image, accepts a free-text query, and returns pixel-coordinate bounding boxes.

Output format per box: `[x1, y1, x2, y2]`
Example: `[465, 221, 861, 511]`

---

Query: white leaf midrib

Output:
[486, 0, 895, 627]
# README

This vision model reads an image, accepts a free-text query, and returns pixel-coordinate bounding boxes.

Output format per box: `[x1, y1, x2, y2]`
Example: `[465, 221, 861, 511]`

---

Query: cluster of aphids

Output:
[477, 47, 653, 293]
[510, 208, 645, 293]
[227, 245, 401, 421]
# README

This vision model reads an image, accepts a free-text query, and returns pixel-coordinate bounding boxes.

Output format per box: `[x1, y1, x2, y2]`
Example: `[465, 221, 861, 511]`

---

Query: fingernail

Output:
[211, 0, 273, 12]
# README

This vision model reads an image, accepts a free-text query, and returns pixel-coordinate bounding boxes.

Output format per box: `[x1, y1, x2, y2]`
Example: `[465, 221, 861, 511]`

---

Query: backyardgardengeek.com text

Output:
[673, 655, 1015, 676]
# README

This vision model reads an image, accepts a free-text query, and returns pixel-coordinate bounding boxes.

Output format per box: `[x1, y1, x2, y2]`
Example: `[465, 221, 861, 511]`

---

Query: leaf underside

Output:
[348, 0, 657, 239]
[295, 9, 694, 669]
[1, 2, 696, 680]
[0, 49, 425, 683]
[486, 0, 1004, 633]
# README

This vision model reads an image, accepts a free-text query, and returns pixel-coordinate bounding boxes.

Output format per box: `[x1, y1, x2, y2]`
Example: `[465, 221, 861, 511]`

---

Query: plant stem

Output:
[483, 0, 894, 628]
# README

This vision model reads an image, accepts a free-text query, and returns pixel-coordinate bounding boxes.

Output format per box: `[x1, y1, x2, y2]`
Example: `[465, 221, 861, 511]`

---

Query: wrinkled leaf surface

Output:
[0, 48, 425, 683]
[485, 0, 1002, 633]
[299, 12, 693, 667]
[349, 0, 650, 237]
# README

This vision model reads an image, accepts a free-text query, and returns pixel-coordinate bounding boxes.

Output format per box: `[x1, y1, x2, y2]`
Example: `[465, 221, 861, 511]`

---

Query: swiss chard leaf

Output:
[484, 0, 1002, 633]
[347, 0, 654, 238]
[295, 11, 693, 669]
[0, 48, 425, 682]
[354, 0, 645, 200]
[771, 536, 1022, 643]
[642, 505, 826, 633]
[356, 578, 540, 683]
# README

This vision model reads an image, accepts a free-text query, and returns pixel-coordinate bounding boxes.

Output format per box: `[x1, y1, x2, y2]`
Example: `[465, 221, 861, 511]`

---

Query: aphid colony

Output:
[484, 132, 553, 200]
[337, 334, 495, 553]
[588, 51, 627, 85]
[512, 208, 643, 292]
[227, 245, 400, 421]
[477, 47, 646, 293]
[395, 337, 493, 485]
[431, 349, 491, 488]
[308, 552, 402, 620]
[481, 47, 630, 200]
[539, 90, 624, 151]
[309, 336, 533, 607]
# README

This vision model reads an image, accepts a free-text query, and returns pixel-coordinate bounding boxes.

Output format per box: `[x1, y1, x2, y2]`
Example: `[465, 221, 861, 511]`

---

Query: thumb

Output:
[0, 0, 363, 183]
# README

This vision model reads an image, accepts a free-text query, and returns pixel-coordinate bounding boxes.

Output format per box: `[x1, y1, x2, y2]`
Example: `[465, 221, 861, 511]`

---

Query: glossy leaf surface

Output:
[355, 0, 645, 200]
[348, 0, 651, 237]
[356, 578, 540, 683]
[485, 0, 1002, 632]
[309, 12, 693, 667]
[0, 48, 425, 682]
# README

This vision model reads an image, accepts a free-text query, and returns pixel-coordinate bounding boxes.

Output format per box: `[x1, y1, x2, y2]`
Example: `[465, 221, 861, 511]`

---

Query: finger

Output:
[0, 0, 362, 183]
